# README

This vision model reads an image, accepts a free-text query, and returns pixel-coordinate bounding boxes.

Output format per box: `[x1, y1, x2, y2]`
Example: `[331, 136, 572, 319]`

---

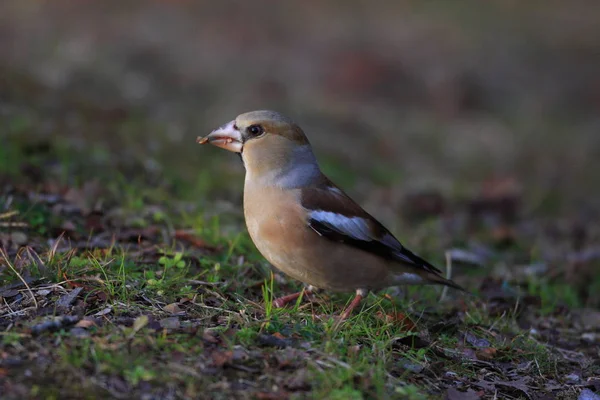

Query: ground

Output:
[1, 2, 600, 399]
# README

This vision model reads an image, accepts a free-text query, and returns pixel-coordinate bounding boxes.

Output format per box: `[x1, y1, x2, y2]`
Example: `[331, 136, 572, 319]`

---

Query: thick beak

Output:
[197, 120, 243, 153]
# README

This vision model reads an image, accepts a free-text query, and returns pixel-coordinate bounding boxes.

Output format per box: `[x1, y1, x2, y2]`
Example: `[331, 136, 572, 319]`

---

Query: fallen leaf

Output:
[75, 319, 96, 328]
[57, 287, 83, 308]
[494, 377, 532, 400]
[375, 312, 416, 331]
[211, 350, 233, 367]
[94, 306, 112, 316]
[463, 331, 491, 348]
[255, 391, 289, 400]
[202, 330, 220, 344]
[132, 315, 149, 334]
[0, 289, 19, 298]
[475, 347, 497, 361]
[163, 303, 181, 314]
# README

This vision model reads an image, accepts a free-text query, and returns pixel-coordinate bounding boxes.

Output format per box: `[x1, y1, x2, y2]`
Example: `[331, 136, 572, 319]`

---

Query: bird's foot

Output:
[333, 289, 368, 327]
[337, 292, 364, 321]
[272, 289, 313, 308]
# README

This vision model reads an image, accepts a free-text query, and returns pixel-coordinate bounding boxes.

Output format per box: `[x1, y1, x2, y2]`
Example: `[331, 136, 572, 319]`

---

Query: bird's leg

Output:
[273, 286, 314, 308]
[338, 288, 368, 321]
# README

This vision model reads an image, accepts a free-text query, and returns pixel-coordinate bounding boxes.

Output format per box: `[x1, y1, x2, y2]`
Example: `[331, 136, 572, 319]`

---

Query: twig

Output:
[0, 331, 29, 337]
[0, 308, 32, 318]
[439, 251, 452, 302]
[0, 210, 19, 219]
[0, 222, 28, 228]
[191, 301, 237, 314]
[2, 296, 15, 315]
[187, 280, 222, 286]
[48, 231, 66, 264]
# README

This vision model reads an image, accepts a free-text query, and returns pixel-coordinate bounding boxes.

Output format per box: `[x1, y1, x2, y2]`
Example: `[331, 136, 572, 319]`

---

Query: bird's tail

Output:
[426, 273, 471, 294]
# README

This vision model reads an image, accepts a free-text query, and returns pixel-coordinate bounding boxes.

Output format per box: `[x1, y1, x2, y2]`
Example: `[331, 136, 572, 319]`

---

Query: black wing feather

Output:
[307, 217, 442, 274]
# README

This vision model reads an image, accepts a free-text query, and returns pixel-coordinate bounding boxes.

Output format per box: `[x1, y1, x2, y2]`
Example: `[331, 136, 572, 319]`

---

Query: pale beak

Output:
[197, 120, 243, 153]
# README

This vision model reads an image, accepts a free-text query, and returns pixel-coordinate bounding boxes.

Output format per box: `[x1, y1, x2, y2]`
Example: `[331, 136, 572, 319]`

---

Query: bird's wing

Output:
[300, 185, 442, 275]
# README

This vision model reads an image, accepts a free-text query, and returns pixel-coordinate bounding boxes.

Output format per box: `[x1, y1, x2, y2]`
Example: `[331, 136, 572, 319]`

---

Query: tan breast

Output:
[243, 184, 393, 292]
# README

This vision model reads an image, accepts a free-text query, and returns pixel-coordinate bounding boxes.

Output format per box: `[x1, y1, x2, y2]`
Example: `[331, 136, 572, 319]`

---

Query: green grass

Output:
[0, 105, 596, 399]
[0, 207, 580, 399]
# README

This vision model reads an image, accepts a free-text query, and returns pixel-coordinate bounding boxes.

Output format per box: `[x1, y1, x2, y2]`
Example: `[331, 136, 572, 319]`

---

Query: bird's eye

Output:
[247, 125, 264, 137]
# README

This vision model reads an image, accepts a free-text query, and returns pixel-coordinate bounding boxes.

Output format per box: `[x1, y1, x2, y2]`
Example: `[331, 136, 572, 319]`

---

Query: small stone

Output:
[70, 327, 91, 338]
[94, 306, 112, 316]
[397, 358, 424, 373]
[579, 389, 600, 400]
[159, 317, 180, 329]
[581, 332, 597, 344]
[10, 232, 28, 245]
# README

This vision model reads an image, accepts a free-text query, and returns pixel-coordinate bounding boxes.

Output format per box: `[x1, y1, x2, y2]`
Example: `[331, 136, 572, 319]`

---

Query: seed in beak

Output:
[197, 136, 208, 144]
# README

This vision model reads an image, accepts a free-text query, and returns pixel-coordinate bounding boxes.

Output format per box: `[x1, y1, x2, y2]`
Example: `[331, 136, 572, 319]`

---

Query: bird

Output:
[197, 110, 465, 321]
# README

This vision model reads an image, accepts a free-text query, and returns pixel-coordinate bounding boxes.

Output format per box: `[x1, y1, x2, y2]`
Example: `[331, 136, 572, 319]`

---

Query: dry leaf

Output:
[376, 312, 416, 331]
[94, 306, 112, 316]
[211, 350, 233, 367]
[255, 391, 290, 400]
[475, 347, 497, 361]
[272, 332, 287, 340]
[202, 330, 220, 344]
[75, 319, 96, 328]
[163, 303, 181, 314]
[132, 315, 149, 334]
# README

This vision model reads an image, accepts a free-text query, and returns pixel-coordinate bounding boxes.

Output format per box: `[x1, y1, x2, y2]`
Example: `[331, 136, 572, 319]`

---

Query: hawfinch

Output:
[198, 110, 465, 320]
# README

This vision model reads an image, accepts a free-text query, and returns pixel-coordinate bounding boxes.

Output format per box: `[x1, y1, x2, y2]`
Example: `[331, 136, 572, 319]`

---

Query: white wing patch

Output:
[394, 273, 424, 284]
[326, 186, 343, 195]
[309, 210, 372, 241]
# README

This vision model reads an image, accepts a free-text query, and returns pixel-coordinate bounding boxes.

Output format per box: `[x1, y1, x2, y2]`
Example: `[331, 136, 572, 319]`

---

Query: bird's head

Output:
[199, 110, 320, 187]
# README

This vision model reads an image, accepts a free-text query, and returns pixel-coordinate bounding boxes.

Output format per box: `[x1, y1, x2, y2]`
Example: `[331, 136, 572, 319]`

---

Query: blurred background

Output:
[3, 4, 600, 397]
[2, 0, 599, 208]
[2, 0, 600, 297]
